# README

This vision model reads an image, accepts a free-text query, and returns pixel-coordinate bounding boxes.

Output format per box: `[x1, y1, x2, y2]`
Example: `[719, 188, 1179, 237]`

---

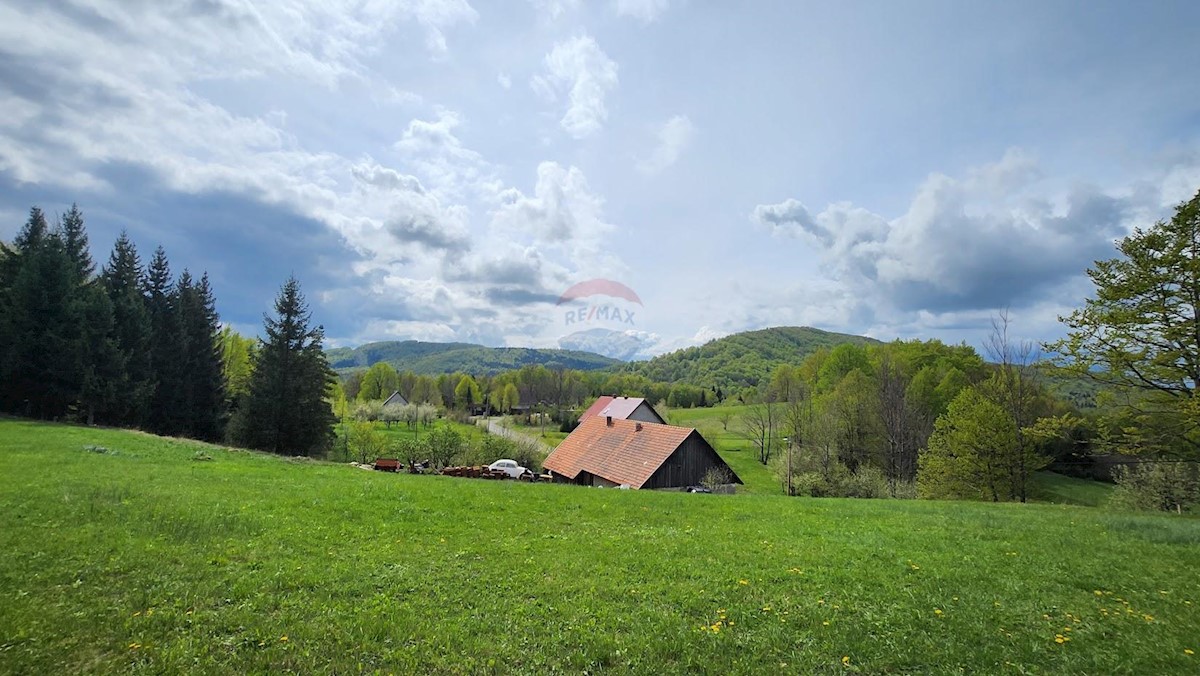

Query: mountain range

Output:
[328, 326, 876, 386]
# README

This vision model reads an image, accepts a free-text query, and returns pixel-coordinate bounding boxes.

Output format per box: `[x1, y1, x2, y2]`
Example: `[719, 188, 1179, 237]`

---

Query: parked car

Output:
[487, 459, 532, 479]
[685, 485, 712, 493]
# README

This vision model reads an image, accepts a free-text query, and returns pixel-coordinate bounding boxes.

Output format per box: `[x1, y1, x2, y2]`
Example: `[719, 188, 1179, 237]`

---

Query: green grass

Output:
[670, 405, 780, 495]
[3, 419, 1200, 674]
[1030, 471, 1115, 508]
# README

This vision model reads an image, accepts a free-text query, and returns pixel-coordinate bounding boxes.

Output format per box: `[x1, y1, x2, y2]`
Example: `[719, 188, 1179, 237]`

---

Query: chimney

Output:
[606, 416, 613, 426]
[635, 422, 643, 432]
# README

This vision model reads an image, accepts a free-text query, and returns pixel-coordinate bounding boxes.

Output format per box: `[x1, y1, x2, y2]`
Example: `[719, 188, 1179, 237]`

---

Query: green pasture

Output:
[1, 419, 1194, 674]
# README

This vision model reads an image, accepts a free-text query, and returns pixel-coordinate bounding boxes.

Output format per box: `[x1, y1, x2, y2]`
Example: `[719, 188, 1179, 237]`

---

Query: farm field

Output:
[2, 419, 1198, 674]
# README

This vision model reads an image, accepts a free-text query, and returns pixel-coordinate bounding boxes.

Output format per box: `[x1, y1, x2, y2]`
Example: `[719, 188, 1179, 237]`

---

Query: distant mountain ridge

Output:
[616, 326, 880, 388]
[325, 340, 620, 375]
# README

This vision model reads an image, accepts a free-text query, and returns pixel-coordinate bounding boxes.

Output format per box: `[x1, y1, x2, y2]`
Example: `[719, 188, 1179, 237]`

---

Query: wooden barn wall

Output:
[644, 434, 726, 489]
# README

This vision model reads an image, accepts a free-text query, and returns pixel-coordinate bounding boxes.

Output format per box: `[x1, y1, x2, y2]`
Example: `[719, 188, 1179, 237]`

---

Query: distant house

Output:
[543, 416, 742, 490]
[578, 396, 665, 425]
[382, 391, 408, 408]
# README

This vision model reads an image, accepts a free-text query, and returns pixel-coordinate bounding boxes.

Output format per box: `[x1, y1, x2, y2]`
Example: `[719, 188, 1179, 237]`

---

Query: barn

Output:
[543, 416, 742, 490]
[578, 395, 665, 425]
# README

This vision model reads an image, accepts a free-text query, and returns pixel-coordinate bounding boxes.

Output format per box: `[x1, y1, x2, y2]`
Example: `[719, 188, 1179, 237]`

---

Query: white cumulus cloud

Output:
[531, 36, 619, 139]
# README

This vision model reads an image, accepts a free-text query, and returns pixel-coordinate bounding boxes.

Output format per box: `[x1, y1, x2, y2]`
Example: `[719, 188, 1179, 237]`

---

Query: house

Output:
[382, 391, 408, 408]
[578, 395, 665, 425]
[543, 416, 742, 490]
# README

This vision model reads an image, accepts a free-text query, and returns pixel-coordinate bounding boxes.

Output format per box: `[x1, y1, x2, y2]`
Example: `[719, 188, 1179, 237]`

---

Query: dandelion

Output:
[842, 655, 851, 667]
[823, 621, 830, 626]
[738, 579, 749, 585]
[1093, 590, 1104, 597]
[1143, 614, 1154, 622]
[934, 609, 943, 616]
[762, 605, 772, 612]
[1055, 635, 1066, 644]
[1185, 649, 1194, 655]
[280, 635, 289, 642]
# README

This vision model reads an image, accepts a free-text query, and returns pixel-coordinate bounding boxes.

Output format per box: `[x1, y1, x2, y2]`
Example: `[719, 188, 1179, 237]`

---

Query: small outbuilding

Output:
[382, 391, 409, 408]
[578, 395, 665, 425]
[543, 416, 742, 490]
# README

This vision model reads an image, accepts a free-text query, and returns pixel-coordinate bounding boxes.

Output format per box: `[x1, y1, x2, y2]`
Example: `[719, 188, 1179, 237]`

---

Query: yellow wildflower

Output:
[1185, 649, 1194, 656]
[738, 579, 749, 585]
[842, 655, 851, 666]
[280, 635, 289, 642]
[934, 609, 943, 616]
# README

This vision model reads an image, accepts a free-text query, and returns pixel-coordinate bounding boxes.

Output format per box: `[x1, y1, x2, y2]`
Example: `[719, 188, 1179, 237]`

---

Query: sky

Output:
[2, 0, 1199, 360]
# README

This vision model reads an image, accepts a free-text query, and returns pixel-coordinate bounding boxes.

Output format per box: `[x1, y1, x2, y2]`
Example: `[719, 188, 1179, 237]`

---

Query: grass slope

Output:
[2, 420, 1199, 674]
[326, 340, 619, 376]
[618, 326, 879, 389]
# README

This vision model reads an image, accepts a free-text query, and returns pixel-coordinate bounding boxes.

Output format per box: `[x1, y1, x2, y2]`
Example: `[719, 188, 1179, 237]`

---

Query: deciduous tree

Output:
[1047, 190, 1200, 458]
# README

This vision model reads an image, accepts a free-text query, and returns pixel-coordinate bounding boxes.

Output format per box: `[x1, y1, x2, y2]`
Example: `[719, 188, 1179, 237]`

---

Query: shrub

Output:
[1110, 462, 1199, 514]
[700, 466, 732, 491]
[510, 436, 547, 473]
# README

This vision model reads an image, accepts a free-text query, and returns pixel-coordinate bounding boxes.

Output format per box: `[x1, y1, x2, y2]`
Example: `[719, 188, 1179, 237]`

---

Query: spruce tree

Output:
[176, 272, 226, 440]
[145, 246, 185, 434]
[76, 283, 125, 425]
[60, 203, 93, 282]
[101, 232, 154, 426]
[231, 276, 336, 456]
[2, 209, 79, 417]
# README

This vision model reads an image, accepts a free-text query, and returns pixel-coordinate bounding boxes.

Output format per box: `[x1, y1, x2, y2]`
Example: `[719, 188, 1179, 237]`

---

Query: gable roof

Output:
[545, 417, 709, 488]
[382, 391, 408, 407]
[578, 395, 659, 422]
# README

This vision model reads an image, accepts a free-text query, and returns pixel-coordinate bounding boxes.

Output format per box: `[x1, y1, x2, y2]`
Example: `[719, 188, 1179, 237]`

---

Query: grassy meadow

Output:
[2, 418, 1199, 674]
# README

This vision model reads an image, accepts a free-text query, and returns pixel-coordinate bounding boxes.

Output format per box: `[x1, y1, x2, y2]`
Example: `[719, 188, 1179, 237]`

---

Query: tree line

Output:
[0, 205, 335, 456]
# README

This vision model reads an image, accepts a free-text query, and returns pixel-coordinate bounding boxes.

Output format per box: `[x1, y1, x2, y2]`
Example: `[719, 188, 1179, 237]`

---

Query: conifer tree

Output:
[101, 232, 154, 426]
[230, 276, 336, 456]
[176, 272, 225, 440]
[76, 282, 124, 425]
[2, 209, 80, 417]
[145, 246, 185, 434]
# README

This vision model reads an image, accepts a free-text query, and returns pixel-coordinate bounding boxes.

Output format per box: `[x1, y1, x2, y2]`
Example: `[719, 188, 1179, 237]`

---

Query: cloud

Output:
[613, 0, 671, 23]
[393, 110, 490, 200]
[491, 162, 616, 262]
[497, 72, 512, 89]
[529, 0, 582, 21]
[531, 36, 619, 139]
[752, 149, 1134, 314]
[637, 115, 695, 175]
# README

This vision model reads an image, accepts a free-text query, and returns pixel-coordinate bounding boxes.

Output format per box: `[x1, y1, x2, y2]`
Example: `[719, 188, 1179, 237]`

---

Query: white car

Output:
[487, 459, 531, 479]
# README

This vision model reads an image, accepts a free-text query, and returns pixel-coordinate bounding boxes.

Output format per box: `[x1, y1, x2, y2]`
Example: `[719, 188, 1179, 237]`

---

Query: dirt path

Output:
[481, 417, 554, 454]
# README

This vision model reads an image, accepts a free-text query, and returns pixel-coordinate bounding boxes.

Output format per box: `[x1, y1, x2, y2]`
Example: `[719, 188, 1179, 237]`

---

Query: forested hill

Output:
[326, 340, 619, 375]
[618, 326, 880, 388]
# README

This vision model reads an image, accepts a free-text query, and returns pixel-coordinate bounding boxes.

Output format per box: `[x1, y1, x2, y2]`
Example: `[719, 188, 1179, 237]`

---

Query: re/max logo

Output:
[564, 305, 635, 325]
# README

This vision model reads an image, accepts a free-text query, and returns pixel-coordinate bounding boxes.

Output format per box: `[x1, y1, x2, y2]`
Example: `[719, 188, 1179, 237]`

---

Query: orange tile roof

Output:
[578, 395, 651, 422]
[544, 416, 698, 489]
